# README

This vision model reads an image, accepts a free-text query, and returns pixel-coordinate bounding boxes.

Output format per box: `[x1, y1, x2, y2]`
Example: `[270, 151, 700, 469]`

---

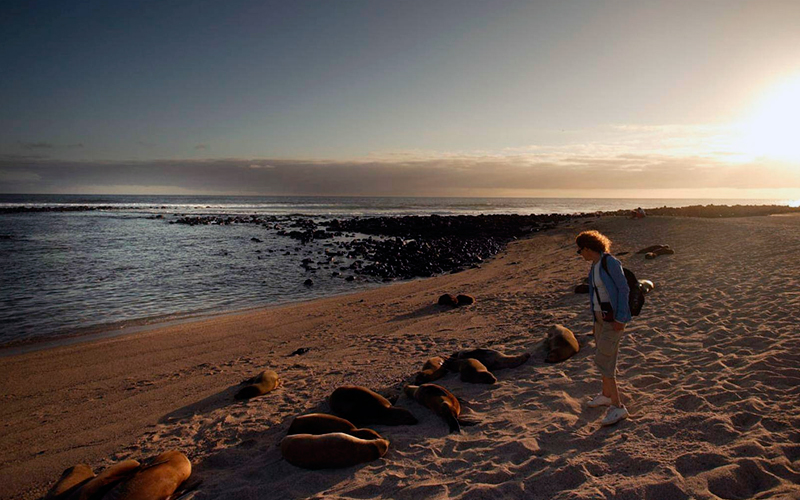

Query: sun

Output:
[738, 75, 800, 163]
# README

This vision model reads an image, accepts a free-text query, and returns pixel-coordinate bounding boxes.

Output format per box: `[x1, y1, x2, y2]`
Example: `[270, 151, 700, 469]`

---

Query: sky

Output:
[1, 0, 799, 198]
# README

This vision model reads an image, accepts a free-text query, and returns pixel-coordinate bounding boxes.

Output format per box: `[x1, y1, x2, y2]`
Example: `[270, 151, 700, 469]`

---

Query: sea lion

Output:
[68, 460, 141, 500]
[645, 252, 657, 260]
[330, 386, 418, 426]
[451, 358, 496, 384]
[456, 294, 475, 306]
[448, 348, 530, 371]
[45, 465, 95, 500]
[637, 244, 672, 254]
[404, 384, 464, 433]
[544, 324, 580, 363]
[414, 356, 448, 384]
[280, 432, 390, 469]
[235, 369, 282, 400]
[438, 294, 459, 307]
[287, 413, 382, 441]
[103, 450, 191, 500]
[639, 279, 655, 294]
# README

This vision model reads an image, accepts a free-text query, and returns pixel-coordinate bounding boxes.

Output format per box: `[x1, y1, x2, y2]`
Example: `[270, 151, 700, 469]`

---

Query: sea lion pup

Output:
[45, 464, 95, 500]
[280, 432, 390, 470]
[330, 386, 418, 426]
[404, 384, 466, 433]
[287, 413, 383, 440]
[235, 369, 282, 400]
[66, 460, 141, 500]
[104, 450, 191, 500]
[438, 294, 459, 307]
[456, 294, 475, 306]
[448, 348, 530, 371]
[451, 358, 496, 384]
[544, 324, 580, 363]
[414, 356, 448, 384]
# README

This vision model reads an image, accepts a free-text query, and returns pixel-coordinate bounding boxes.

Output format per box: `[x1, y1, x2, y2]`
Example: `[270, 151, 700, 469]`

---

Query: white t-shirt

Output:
[592, 259, 611, 309]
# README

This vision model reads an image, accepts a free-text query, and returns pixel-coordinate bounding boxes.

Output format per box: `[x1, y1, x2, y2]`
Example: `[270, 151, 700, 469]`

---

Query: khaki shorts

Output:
[594, 320, 624, 379]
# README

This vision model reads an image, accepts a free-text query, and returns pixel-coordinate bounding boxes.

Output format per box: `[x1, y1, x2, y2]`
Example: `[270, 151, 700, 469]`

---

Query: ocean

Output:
[0, 194, 790, 347]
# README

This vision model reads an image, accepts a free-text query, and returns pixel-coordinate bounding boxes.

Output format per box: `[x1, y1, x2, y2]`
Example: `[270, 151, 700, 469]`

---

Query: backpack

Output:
[602, 255, 645, 317]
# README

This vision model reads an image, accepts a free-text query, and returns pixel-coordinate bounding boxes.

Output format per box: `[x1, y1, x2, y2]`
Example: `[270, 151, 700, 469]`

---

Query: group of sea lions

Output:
[278, 346, 534, 470]
[45, 450, 195, 500]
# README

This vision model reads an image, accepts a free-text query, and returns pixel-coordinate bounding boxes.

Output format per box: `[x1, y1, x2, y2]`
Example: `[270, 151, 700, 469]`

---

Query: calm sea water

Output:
[0, 195, 790, 346]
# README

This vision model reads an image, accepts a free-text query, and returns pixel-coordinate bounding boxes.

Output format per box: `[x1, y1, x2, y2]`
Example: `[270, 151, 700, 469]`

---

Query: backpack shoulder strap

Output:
[601, 254, 609, 274]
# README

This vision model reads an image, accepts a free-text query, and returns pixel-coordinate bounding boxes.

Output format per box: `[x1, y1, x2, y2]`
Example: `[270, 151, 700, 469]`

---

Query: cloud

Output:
[0, 169, 42, 182]
[0, 153, 797, 196]
[194, 144, 209, 151]
[16, 141, 84, 150]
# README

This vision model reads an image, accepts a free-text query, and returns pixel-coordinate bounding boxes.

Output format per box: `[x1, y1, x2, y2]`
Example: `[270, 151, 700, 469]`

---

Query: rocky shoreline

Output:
[168, 213, 583, 281]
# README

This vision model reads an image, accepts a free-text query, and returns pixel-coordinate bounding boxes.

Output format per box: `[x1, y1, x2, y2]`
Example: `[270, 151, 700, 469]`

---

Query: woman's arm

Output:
[605, 255, 631, 323]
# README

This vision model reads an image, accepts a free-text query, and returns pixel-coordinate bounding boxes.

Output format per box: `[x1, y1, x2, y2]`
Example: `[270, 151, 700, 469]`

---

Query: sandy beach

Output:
[2, 214, 800, 499]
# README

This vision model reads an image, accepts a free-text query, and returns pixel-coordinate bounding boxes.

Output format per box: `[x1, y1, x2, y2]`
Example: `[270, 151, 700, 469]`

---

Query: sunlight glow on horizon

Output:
[737, 74, 800, 163]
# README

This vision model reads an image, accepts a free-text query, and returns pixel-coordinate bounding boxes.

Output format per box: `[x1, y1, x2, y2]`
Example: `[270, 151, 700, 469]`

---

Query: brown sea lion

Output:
[414, 356, 448, 384]
[544, 324, 580, 363]
[67, 460, 141, 500]
[452, 358, 496, 384]
[45, 465, 95, 500]
[103, 450, 191, 500]
[448, 348, 530, 371]
[330, 386, 418, 426]
[235, 369, 282, 400]
[438, 294, 459, 306]
[287, 413, 382, 440]
[456, 294, 475, 306]
[280, 432, 390, 469]
[404, 384, 465, 433]
[637, 244, 672, 254]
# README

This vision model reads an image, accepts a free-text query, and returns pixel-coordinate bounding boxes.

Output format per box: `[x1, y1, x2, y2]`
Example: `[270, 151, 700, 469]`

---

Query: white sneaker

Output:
[601, 405, 629, 426]
[587, 394, 612, 408]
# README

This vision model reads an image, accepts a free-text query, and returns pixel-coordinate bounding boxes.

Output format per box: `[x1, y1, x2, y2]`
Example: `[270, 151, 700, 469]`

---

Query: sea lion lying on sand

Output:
[287, 413, 382, 440]
[414, 356, 448, 384]
[103, 450, 192, 500]
[45, 464, 95, 500]
[456, 294, 475, 306]
[450, 358, 496, 384]
[544, 324, 580, 363]
[68, 460, 141, 500]
[404, 384, 473, 433]
[235, 369, 282, 400]
[637, 244, 673, 254]
[281, 432, 390, 469]
[438, 294, 459, 307]
[330, 386, 418, 426]
[447, 348, 530, 371]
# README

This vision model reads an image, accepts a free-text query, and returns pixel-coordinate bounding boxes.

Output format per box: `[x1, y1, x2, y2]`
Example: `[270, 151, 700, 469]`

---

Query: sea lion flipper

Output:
[169, 477, 203, 500]
[446, 411, 461, 433]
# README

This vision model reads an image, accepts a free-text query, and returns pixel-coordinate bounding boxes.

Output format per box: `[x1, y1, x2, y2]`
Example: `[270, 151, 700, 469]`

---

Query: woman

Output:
[576, 230, 630, 426]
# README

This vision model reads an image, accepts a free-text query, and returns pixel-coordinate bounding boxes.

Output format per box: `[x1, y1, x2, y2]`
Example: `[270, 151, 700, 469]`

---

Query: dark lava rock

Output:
[303, 279, 313, 286]
[251, 237, 262, 242]
[438, 294, 459, 307]
[345, 276, 355, 282]
[288, 347, 311, 356]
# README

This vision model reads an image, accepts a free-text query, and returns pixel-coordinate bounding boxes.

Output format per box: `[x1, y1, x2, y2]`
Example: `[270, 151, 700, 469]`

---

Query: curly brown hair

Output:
[576, 230, 611, 254]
